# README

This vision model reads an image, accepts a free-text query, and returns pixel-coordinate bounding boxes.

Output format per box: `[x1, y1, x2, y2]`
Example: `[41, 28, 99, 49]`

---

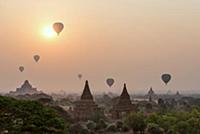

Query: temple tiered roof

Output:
[22, 80, 32, 88]
[9, 80, 39, 96]
[117, 84, 132, 105]
[81, 80, 93, 100]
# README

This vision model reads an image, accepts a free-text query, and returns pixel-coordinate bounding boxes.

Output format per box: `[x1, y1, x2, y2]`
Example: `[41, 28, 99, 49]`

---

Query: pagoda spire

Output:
[148, 87, 154, 95]
[120, 83, 130, 99]
[176, 91, 180, 95]
[81, 80, 94, 100]
[147, 87, 155, 102]
[21, 80, 32, 88]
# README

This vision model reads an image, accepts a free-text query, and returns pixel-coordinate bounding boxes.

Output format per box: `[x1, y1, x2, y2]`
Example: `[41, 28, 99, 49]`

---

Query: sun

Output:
[42, 25, 57, 39]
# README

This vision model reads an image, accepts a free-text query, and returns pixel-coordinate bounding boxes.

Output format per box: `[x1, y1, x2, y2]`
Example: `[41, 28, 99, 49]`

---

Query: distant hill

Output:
[0, 96, 70, 134]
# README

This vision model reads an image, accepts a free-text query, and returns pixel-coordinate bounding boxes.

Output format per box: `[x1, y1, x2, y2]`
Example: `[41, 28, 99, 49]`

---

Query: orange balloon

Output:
[53, 22, 64, 35]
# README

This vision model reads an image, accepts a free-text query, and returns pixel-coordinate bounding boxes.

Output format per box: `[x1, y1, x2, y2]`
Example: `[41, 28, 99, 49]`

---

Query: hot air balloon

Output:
[19, 66, 24, 72]
[53, 22, 64, 35]
[161, 74, 171, 85]
[106, 78, 115, 87]
[33, 55, 40, 62]
[78, 74, 82, 79]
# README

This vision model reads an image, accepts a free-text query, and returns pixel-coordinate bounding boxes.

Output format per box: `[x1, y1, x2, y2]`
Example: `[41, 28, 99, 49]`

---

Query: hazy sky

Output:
[1, 0, 200, 94]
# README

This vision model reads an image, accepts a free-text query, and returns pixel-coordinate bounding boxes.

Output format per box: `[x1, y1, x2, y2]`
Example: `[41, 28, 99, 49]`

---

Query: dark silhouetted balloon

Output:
[161, 74, 171, 85]
[78, 74, 82, 79]
[106, 78, 115, 87]
[53, 22, 64, 35]
[33, 55, 40, 62]
[19, 66, 24, 72]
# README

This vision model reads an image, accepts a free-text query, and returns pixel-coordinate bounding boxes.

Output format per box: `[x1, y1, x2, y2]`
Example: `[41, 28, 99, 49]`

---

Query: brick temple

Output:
[111, 84, 136, 119]
[73, 80, 101, 120]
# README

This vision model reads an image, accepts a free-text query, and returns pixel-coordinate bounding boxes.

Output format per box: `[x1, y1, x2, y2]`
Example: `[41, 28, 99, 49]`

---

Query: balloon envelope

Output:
[161, 74, 171, 85]
[78, 74, 82, 79]
[106, 78, 115, 87]
[19, 66, 24, 72]
[53, 22, 64, 35]
[33, 55, 40, 62]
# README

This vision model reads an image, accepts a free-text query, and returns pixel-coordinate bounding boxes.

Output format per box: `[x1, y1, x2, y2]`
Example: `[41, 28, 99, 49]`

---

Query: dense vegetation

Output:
[1, 95, 200, 134]
[0, 96, 69, 134]
[69, 107, 200, 134]
[124, 107, 200, 134]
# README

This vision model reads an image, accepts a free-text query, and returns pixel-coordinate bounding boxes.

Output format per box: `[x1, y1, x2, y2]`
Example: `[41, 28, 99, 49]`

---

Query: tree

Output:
[175, 121, 191, 134]
[106, 124, 117, 132]
[86, 120, 96, 131]
[96, 119, 107, 130]
[158, 115, 177, 132]
[124, 112, 146, 134]
[146, 113, 160, 124]
[147, 123, 164, 134]
[121, 124, 130, 132]
[187, 117, 200, 134]
[116, 121, 123, 131]
[68, 123, 84, 134]
[0, 96, 69, 134]
[89, 111, 106, 123]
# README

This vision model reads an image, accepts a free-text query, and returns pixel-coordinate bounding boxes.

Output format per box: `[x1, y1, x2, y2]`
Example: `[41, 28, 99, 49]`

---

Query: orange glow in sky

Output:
[1, 0, 200, 94]
[42, 25, 57, 39]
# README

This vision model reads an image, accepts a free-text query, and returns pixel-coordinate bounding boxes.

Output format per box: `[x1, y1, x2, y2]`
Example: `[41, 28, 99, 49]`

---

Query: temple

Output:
[147, 87, 156, 102]
[73, 80, 100, 120]
[111, 84, 136, 119]
[175, 91, 181, 100]
[9, 80, 39, 96]
[136, 87, 158, 113]
[176, 91, 180, 96]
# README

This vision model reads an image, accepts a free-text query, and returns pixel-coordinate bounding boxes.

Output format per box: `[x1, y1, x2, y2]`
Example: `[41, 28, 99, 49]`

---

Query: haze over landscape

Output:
[1, 0, 200, 94]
